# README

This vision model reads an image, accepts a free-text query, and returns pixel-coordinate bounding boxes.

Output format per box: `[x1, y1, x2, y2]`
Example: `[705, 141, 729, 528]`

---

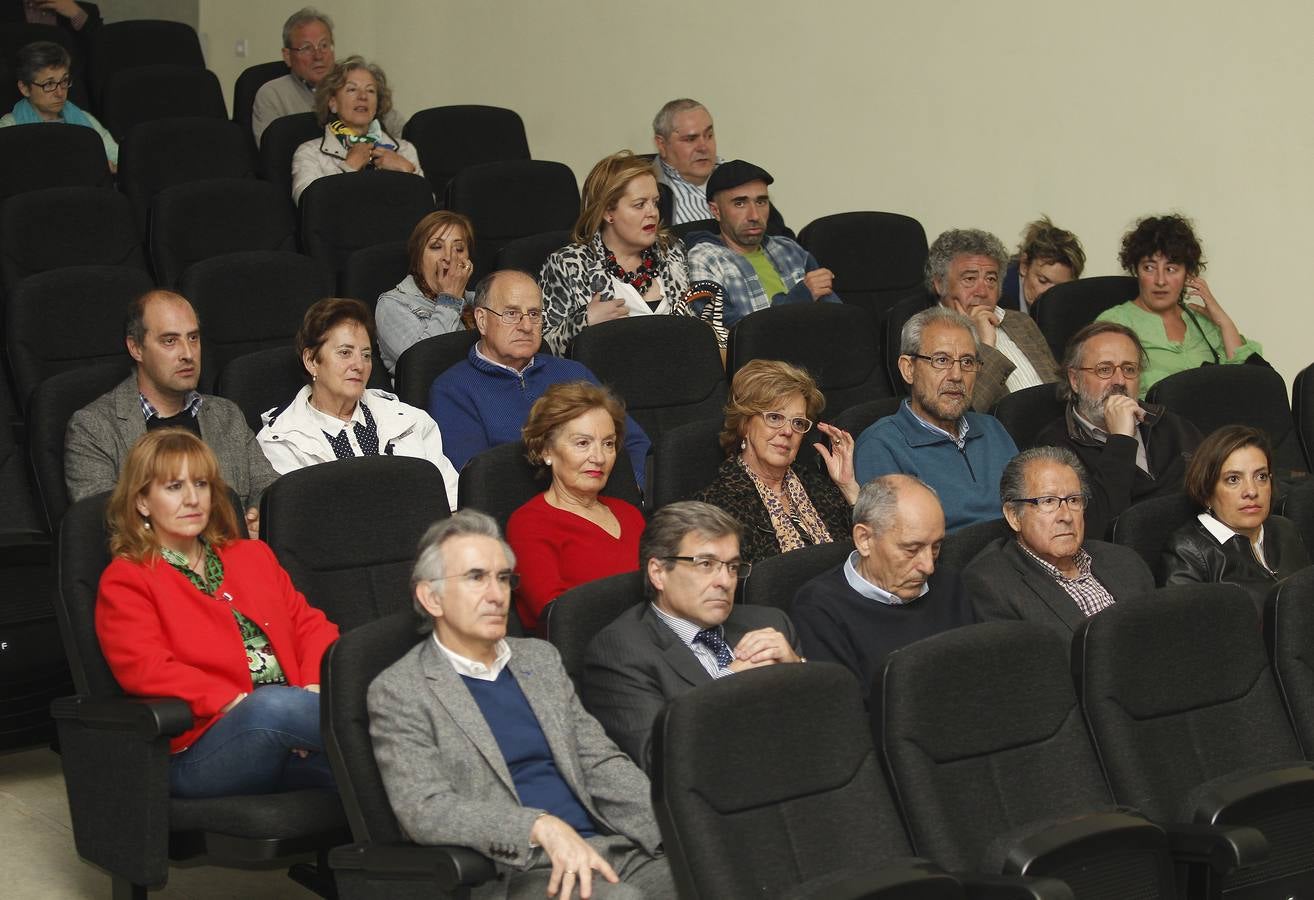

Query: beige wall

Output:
[199, 0, 1313, 382]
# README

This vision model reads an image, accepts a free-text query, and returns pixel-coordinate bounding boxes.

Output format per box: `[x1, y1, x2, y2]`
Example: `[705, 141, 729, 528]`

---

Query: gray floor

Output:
[1, 746, 317, 898]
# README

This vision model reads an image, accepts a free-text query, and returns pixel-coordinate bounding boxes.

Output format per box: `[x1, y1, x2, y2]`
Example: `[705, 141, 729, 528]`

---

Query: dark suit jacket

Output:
[580, 602, 798, 772]
[964, 537, 1154, 640]
[368, 637, 661, 898]
[64, 374, 278, 509]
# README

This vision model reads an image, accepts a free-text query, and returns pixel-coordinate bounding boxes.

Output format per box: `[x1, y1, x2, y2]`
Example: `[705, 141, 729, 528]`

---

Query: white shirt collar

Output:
[432, 633, 512, 681]
[842, 550, 928, 606]
[303, 392, 365, 431]
[1198, 512, 1265, 553]
[474, 340, 535, 376]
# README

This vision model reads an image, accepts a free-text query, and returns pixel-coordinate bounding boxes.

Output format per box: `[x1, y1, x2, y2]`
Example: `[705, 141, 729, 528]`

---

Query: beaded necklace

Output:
[602, 244, 659, 295]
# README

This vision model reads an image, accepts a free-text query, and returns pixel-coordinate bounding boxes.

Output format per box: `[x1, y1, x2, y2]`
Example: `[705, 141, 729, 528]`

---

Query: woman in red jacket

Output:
[95, 429, 340, 798]
[506, 382, 646, 631]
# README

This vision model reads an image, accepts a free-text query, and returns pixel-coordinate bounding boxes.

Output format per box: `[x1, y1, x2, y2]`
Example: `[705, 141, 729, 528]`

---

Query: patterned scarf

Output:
[737, 456, 832, 553]
[323, 401, 381, 459]
[328, 117, 393, 150]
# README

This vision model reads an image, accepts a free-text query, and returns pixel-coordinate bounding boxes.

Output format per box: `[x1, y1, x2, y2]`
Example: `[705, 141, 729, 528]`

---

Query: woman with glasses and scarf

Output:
[0, 41, 116, 170]
[257, 298, 459, 510]
[696, 359, 858, 564]
[290, 55, 421, 204]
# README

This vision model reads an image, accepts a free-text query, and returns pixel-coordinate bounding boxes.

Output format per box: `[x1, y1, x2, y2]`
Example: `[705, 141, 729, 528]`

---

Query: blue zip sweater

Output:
[427, 345, 651, 488]
[853, 401, 1018, 532]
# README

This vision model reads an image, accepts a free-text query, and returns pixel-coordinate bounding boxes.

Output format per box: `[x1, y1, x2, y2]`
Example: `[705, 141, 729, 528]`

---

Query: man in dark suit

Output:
[791, 475, 976, 700]
[369, 510, 673, 900]
[581, 501, 801, 772]
[64, 290, 276, 536]
[965, 446, 1154, 639]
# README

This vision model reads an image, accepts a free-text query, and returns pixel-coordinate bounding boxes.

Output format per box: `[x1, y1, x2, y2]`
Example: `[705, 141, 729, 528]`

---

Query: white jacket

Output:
[290, 121, 425, 204]
[258, 386, 458, 511]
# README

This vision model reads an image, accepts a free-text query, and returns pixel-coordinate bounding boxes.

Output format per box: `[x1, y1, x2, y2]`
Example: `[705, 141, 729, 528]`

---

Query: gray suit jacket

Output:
[973, 310, 1062, 413]
[964, 537, 1154, 638]
[368, 637, 662, 897]
[64, 374, 278, 508]
[581, 602, 799, 772]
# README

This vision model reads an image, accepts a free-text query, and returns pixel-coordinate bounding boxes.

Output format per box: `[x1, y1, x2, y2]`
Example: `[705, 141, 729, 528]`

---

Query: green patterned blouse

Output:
[161, 541, 287, 686]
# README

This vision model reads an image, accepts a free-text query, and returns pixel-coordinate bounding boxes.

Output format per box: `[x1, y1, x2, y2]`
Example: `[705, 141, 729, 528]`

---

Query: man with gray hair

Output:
[791, 475, 975, 700]
[925, 228, 1060, 412]
[580, 501, 800, 771]
[369, 510, 674, 900]
[251, 7, 405, 145]
[964, 446, 1153, 640]
[854, 306, 1019, 531]
[651, 98, 720, 224]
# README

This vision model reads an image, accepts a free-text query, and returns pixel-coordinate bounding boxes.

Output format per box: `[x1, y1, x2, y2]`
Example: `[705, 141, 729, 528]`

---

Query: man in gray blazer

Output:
[581, 501, 802, 772]
[64, 290, 276, 535]
[965, 446, 1154, 639]
[368, 511, 673, 900]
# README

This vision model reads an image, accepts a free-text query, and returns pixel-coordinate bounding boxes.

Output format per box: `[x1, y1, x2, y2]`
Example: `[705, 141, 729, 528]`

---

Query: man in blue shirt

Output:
[854, 306, 1018, 531]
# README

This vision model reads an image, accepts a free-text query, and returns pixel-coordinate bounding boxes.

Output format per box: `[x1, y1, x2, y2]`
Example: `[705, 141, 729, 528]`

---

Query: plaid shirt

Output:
[686, 233, 839, 328]
[139, 390, 203, 423]
[1018, 542, 1116, 618]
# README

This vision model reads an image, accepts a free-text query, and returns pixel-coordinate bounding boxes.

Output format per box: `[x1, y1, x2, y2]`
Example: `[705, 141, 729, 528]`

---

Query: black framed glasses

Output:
[760, 411, 812, 433]
[478, 306, 543, 326]
[1012, 494, 1086, 513]
[29, 75, 72, 93]
[288, 39, 334, 55]
[437, 569, 520, 590]
[910, 353, 979, 372]
[662, 556, 752, 579]
[1073, 362, 1141, 380]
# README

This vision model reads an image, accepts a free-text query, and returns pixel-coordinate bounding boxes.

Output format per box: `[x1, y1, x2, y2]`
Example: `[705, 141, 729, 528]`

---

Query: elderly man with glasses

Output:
[581, 501, 801, 772]
[1035, 321, 1203, 539]
[251, 7, 405, 146]
[369, 510, 676, 900]
[854, 306, 1019, 531]
[426, 270, 651, 486]
[964, 446, 1153, 641]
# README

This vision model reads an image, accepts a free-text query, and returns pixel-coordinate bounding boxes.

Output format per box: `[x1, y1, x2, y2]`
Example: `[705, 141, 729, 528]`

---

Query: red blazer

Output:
[506, 493, 645, 632]
[95, 539, 340, 753]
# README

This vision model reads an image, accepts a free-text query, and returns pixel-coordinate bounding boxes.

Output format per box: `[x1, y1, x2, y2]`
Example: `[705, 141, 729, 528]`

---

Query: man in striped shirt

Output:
[652, 98, 720, 224]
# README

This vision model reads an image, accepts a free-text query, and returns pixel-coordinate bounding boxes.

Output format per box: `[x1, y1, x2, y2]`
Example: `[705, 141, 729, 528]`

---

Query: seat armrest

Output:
[328, 841, 497, 891]
[996, 811, 1166, 875]
[1188, 763, 1314, 825]
[1162, 822, 1268, 872]
[778, 860, 961, 900]
[958, 873, 1076, 900]
[51, 694, 192, 739]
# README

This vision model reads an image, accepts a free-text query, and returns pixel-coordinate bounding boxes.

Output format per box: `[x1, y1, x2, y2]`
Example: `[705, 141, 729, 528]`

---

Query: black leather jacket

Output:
[1162, 514, 1311, 614]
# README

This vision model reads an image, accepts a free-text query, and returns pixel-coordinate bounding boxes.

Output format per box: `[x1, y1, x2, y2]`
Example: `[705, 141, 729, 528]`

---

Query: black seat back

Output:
[797, 211, 929, 321]
[990, 382, 1066, 451]
[0, 125, 110, 202]
[1109, 492, 1199, 584]
[402, 104, 530, 197]
[99, 65, 226, 141]
[936, 517, 1013, 574]
[53, 491, 116, 696]
[540, 571, 645, 682]
[299, 170, 435, 281]
[232, 59, 287, 161]
[741, 540, 854, 610]
[494, 229, 571, 276]
[259, 111, 319, 201]
[339, 240, 409, 309]
[1032, 276, 1137, 362]
[1266, 567, 1314, 757]
[149, 178, 294, 287]
[393, 329, 479, 409]
[649, 417, 724, 512]
[88, 19, 205, 109]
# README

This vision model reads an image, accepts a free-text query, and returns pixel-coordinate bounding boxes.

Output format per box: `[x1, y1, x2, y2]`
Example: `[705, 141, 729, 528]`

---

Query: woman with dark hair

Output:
[290, 55, 421, 203]
[1000, 216, 1085, 314]
[696, 359, 857, 564]
[505, 381, 646, 631]
[1162, 424, 1309, 610]
[375, 210, 476, 374]
[0, 40, 116, 170]
[257, 297, 459, 508]
[96, 429, 340, 797]
[539, 150, 721, 355]
[1096, 214, 1262, 397]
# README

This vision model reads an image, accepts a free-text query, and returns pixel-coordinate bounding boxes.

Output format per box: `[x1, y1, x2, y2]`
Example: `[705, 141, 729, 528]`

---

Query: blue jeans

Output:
[169, 685, 336, 798]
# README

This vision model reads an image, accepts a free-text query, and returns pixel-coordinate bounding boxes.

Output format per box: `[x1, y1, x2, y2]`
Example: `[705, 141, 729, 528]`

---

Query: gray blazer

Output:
[964, 537, 1154, 638]
[64, 375, 278, 508]
[368, 637, 662, 897]
[581, 602, 799, 772]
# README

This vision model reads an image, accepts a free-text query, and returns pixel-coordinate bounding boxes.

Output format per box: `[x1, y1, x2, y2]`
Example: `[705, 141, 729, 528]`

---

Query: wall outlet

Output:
[234, 38, 248, 58]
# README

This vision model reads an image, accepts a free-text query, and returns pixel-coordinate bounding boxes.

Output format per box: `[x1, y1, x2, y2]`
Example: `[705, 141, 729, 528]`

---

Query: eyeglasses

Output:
[1073, 362, 1141, 380]
[1013, 494, 1086, 513]
[288, 39, 334, 55]
[28, 75, 72, 93]
[436, 569, 520, 590]
[910, 353, 979, 372]
[760, 411, 812, 433]
[662, 556, 752, 579]
[479, 306, 543, 326]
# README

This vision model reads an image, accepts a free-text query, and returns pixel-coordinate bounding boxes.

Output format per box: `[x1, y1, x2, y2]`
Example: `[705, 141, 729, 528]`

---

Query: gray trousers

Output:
[501, 834, 676, 899]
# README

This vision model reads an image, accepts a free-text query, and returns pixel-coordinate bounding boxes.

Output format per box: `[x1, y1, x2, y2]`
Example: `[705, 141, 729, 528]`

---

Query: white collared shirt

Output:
[1198, 513, 1270, 571]
[649, 603, 733, 679]
[474, 341, 536, 377]
[432, 634, 512, 682]
[907, 399, 970, 449]
[842, 551, 928, 606]
[304, 394, 369, 454]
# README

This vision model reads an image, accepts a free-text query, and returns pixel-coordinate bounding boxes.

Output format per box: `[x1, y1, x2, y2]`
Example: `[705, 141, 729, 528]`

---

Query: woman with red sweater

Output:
[95, 429, 340, 798]
[506, 382, 646, 631]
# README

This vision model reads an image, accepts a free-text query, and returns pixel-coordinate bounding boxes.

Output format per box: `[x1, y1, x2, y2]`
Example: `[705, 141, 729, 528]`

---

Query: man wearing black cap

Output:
[686, 159, 839, 328]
